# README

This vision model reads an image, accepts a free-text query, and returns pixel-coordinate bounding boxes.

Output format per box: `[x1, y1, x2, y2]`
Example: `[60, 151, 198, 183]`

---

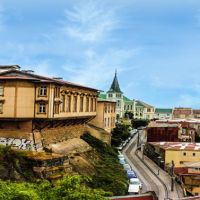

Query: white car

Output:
[128, 178, 142, 194]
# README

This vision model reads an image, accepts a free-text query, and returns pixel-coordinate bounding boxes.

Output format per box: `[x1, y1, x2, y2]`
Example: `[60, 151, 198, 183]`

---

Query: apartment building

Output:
[0, 65, 99, 151]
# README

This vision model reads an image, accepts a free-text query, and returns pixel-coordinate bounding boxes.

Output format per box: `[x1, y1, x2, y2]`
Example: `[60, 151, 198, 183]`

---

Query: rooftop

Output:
[149, 142, 200, 151]
[0, 67, 100, 92]
[108, 71, 122, 93]
[155, 108, 172, 113]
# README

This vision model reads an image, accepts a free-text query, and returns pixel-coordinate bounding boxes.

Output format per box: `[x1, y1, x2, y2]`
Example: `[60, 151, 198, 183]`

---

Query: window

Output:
[61, 95, 65, 112]
[38, 103, 46, 113]
[124, 105, 126, 110]
[0, 102, 3, 113]
[86, 97, 89, 112]
[108, 118, 110, 127]
[130, 105, 133, 110]
[54, 103, 59, 114]
[104, 104, 107, 113]
[0, 85, 4, 96]
[80, 96, 84, 112]
[108, 104, 110, 113]
[90, 98, 93, 112]
[127, 105, 129, 110]
[39, 86, 47, 96]
[147, 108, 151, 112]
[193, 153, 196, 157]
[104, 118, 107, 127]
[66, 95, 71, 112]
[183, 152, 186, 156]
[73, 96, 77, 112]
[54, 87, 60, 98]
[94, 98, 96, 111]
[108, 93, 112, 97]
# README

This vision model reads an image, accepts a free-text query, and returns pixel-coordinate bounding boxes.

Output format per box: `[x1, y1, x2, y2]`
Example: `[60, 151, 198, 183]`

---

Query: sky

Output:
[1, 0, 200, 108]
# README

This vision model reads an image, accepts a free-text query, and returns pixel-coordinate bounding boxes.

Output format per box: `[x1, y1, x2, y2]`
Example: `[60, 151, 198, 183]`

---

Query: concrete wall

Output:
[41, 124, 87, 147]
[86, 125, 111, 144]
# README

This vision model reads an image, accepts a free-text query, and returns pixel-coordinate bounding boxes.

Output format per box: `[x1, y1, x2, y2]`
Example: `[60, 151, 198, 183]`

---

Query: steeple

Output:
[108, 70, 122, 93]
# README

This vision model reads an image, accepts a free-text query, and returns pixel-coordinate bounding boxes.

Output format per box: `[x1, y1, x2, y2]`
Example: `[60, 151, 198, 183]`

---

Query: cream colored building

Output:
[0, 65, 100, 151]
[90, 99, 116, 133]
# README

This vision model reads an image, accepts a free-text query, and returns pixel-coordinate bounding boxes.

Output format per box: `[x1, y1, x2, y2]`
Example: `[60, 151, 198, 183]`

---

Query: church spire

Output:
[108, 70, 122, 93]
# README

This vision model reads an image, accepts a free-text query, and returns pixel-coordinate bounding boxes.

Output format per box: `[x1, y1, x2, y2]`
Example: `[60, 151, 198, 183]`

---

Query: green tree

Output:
[131, 119, 149, 129]
[111, 123, 131, 147]
[0, 176, 108, 200]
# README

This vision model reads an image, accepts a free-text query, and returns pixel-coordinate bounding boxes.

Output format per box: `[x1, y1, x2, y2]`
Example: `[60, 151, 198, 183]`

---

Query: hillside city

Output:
[0, 65, 200, 200]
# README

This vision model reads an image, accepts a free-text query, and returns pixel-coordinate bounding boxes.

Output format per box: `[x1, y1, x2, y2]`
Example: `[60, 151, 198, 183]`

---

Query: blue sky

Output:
[1, 0, 200, 108]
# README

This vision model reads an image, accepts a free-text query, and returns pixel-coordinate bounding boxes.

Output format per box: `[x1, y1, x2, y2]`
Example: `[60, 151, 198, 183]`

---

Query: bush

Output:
[0, 176, 108, 200]
[81, 133, 128, 196]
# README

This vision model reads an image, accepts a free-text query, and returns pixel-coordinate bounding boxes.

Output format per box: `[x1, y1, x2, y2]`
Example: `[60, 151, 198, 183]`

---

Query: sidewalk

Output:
[137, 150, 184, 200]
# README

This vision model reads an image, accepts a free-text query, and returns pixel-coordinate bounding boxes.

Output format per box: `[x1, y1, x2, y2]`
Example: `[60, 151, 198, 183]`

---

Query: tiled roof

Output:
[173, 108, 193, 115]
[149, 142, 200, 151]
[155, 108, 172, 113]
[0, 69, 100, 91]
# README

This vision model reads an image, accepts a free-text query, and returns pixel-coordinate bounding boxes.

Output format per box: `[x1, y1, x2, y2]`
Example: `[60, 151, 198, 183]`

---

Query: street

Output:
[122, 130, 184, 200]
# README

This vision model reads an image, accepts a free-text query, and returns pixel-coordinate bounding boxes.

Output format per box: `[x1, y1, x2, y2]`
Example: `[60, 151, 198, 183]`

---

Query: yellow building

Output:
[147, 142, 200, 196]
[148, 142, 200, 168]
[0, 65, 100, 151]
[90, 99, 116, 133]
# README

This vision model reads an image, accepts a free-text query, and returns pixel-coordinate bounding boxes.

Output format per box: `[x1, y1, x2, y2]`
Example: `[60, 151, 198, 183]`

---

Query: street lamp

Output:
[141, 143, 145, 160]
[157, 156, 162, 175]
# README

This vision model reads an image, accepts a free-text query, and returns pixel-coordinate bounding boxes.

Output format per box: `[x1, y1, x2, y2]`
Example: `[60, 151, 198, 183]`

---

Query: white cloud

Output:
[63, 1, 118, 42]
[62, 48, 139, 89]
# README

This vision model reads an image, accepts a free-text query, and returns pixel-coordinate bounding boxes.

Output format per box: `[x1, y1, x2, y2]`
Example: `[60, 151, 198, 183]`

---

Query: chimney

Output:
[0, 65, 21, 72]
[53, 77, 63, 80]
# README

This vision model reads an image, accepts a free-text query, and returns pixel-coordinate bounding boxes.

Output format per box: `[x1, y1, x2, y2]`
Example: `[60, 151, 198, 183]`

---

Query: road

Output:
[122, 130, 184, 200]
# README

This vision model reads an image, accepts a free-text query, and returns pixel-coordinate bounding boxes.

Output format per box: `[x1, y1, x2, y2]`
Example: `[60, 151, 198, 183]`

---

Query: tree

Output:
[131, 119, 149, 129]
[111, 123, 131, 147]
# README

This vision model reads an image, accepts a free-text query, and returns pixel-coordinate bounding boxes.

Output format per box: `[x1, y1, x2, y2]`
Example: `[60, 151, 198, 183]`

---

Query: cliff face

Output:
[0, 133, 128, 196]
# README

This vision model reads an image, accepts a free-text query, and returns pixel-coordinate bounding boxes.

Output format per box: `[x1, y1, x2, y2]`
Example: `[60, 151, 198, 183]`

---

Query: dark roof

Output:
[0, 69, 99, 91]
[108, 71, 122, 93]
[99, 93, 107, 99]
[155, 108, 172, 114]
[123, 96, 131, 101]
[136, 100, 154, 108]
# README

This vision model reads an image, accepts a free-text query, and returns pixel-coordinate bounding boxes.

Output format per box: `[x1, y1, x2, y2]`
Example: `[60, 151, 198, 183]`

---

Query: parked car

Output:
[118, 154, 124, 160]
[128, 178, 142, 194]
[127, 170, 137, 179]
[116, 145, 123, 150]
[119, 158, 126, 165]
[123, 163, 131, 171]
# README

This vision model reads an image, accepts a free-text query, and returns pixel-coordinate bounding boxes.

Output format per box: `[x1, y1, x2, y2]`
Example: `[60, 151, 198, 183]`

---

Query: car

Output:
[127, 170, 137, 179]
[118, 154, 124, 160]
[123, 163, 131, 171]
[119, 158, 126, 165]
[116, 145, 123, 151]
[128, 178, 142, 194]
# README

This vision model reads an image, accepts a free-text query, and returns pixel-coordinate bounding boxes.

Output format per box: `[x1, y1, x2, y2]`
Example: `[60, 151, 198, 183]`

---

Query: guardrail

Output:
[135, 146, 170, 200]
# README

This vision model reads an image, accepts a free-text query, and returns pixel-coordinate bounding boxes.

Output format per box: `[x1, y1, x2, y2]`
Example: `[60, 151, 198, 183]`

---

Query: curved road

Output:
[122, 130, 184, 200]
